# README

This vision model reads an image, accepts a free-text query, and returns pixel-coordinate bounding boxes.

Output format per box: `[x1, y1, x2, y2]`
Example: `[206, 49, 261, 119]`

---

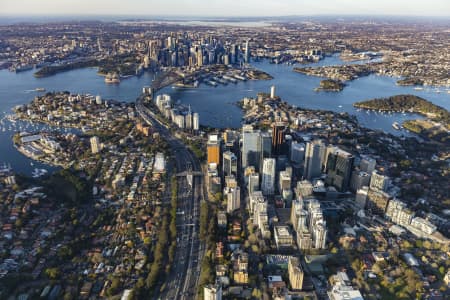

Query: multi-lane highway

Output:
[136, 95, 205, 299]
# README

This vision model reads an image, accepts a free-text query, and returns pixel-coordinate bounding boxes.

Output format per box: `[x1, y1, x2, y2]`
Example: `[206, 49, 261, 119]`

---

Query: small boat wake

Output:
[32, 168, 48, 178]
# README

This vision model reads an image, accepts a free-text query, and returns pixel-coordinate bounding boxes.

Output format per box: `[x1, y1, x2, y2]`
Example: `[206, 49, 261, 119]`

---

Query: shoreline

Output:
[13, 142, 71, 169]
[353, 95, 450, 143]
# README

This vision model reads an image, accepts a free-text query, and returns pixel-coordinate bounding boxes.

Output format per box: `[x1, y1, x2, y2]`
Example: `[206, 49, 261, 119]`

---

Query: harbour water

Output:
[161, 55, 448, 130]
[0, 55, 448, 174]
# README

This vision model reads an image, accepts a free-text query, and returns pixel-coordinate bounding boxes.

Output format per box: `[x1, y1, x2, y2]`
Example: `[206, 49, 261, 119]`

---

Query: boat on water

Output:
[205, 80, 218, 87]
[35, 88, 46, 92]
[234, 74, 247, 81]
[212, 77, 228, 85]
[135, 65, 144, 76]
[0, 163, 12, 173]
[392, 122, 402, 130]
[32, 168, 48, 178]
[413, 87, 424, 90]
[222, 75, 238, 83]
[105, 73, 120, 84]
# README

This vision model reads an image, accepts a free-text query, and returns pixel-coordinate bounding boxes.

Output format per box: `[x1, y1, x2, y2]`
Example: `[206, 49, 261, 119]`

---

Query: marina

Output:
[31, 168, 48, 178]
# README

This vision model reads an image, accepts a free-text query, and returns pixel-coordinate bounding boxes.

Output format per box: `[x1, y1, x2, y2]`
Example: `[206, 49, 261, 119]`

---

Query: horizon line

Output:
[1, 13, 450, 18]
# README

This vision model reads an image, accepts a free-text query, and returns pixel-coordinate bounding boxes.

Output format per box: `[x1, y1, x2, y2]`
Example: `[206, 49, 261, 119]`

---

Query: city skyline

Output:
[1, 0, 450, 17]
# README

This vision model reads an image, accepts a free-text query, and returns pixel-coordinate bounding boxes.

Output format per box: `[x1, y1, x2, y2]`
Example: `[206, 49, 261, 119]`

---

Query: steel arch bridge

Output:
[151, 69, 197, 93]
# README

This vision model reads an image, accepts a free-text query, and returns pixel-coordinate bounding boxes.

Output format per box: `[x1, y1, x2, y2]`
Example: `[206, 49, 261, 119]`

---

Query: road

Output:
[136, 95, 205, 299]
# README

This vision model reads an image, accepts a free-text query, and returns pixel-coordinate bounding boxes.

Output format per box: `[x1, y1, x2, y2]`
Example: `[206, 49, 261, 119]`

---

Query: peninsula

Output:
[294, 63, 375, 90]
[354, 94, 450, 143]
[353, 94, 450, 123]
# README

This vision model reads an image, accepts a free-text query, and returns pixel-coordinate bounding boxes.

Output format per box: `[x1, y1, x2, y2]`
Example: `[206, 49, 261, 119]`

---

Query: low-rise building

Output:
[328, 272, 364, 300]
[233, 251, 249, 284]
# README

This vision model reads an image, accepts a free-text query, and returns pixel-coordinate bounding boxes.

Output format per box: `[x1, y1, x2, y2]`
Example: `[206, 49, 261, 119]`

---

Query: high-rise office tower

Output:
[285, 135, 293, 156]
[296, 180, 314, 198]
[249, 190, 265, 214]
[185, 111, 193, 129]
[290, 141, 305, 165]
[290, 198, 303, 230]
[148, 40, 158, 61]
[244, 166, 256, 186]
[313, 221, 327, 249]
[167, 36, 173, 49]
[223, 53, 230, 65]
[97, 38, 102, 52]
[95, 95, 102, 105]
[262, 158, 276, 195]
[171, 49, 178, 66]
[225, 175, 238, 188]
[90, 136, 101, 154]
[226, 186, 240, 213]
[325, 147, 354, 192]
[248, 173, 260, 194]
[360, 156, 376, 173]
[288, 257, 304, 290]
[304, 140, 325, 180]
[297, 209, 308, 233]
[193, 113, 200, 131]
[244, 40, 250, 63]
[259, 132, 272, 171]
[292, 199, 328, 250]
[208, 49, 215, 65]
[223, 151, 238, 178]
[197, 47, 203, 67]
[242, 125, 261, 170]
[370, 170, 390, 192]
[223, 130, 238, 149]
[308, 199, 327, 249]
[270, 85, 276, 99]
[350, 170, 370, 192]
[367, 189, 392, 215]
[231, 44, 238, 64]
[279, 170, 292, 193]
[355, 186, 369, 209]
[272, 122, 287, 156]
[175, 115, 185, 129]
[207, 134, 221, 165]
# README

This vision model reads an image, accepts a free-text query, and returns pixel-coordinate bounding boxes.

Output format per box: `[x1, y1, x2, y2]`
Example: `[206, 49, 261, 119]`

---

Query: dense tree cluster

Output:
[354, 94, 450, 124]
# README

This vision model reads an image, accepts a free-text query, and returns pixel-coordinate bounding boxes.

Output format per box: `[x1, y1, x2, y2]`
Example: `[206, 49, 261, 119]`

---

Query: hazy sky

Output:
[1, 0, 449, 17]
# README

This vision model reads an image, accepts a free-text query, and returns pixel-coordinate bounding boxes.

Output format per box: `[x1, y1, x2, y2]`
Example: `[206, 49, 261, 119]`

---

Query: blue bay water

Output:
[0, 55, 448, 174]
